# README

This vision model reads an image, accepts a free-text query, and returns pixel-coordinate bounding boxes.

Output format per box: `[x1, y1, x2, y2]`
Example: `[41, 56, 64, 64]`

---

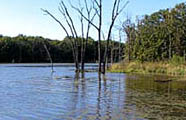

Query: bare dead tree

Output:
[59, 1, 80, 72]
[73, 0, 128, 74]
[78, 0, 96, 72]
[43, 0, 97, 72]
[42, 0, 128, 74]
[42, 1, 80, 72]
[80, 6, 85, 72]
[97, 0, 102, 73]
[43, 42, 54, 72]
[72, 0, 102, 73]
[102, 0, 129, 74]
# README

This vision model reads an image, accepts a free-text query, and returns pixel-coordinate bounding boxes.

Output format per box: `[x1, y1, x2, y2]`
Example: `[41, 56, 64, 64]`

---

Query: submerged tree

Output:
[42, 0, 98, 72]
[42, 1, 81, 72]
[72, 0, 97, 72]
[73, 0, 129, 74]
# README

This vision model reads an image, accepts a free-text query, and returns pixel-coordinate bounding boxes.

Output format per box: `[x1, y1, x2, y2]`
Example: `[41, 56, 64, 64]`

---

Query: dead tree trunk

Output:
[91, 0, 102, 73]
[79, 0, 96, 72]
[111, 43, 114, 65]
[80, 14, 85, 72]
[43, 42, 54, 72]
[102, 0, 129, 74]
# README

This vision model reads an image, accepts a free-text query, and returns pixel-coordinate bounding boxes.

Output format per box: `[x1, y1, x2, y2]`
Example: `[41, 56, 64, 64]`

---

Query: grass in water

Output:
[109, 56, 186, 76]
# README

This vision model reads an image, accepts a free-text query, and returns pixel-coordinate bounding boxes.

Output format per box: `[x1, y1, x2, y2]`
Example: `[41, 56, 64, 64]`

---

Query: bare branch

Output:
[91, 11, 97, 22]
[85, 0, 97, 40]
[58, 6, 75, 37]
[93, 3, 100, 16]
[93, 0, 100, 7]
[116, 0, 121, 13]
[112, 0, 118, 19]
[84, 0, 90, 14]
[118, 1, 129, 15]
[41, 8, 69, 37]
[71, 5, 99, 30]
[80, 8, 84, 38]
[60, 1, 78, 38]
[102, 30, 106, 40]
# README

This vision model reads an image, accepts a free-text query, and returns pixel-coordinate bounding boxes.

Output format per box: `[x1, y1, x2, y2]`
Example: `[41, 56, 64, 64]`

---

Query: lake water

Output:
[0, 64, 186, 120]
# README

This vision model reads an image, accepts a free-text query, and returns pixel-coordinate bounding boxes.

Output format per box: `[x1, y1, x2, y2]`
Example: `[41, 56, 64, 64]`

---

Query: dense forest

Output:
[124, 3, 186, 62]
[0, 34, 123, 63]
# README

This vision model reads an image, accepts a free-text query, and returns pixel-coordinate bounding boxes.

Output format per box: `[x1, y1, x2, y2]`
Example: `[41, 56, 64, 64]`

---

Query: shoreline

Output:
[109, 61, 186, 79]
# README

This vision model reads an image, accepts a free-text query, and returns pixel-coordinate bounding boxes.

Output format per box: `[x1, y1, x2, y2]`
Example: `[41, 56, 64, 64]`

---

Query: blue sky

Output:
[0, 0, 185, 40]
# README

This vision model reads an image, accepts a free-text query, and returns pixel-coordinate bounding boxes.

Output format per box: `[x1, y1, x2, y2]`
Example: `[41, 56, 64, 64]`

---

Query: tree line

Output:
[0, 34, 123, 64]
[123, 3, 186, 62]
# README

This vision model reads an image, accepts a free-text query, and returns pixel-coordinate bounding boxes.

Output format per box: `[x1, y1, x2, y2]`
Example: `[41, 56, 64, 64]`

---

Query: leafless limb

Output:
[60, 1, 78, 38]
[41, 9, 69, 37]
[71, 5, 99, 30]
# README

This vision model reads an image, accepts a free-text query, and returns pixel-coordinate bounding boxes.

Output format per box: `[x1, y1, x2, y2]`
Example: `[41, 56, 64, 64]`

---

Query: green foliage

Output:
[169, 55, 185, 65]
[124, 3, 186, 62]
[0, 35, 123, 63]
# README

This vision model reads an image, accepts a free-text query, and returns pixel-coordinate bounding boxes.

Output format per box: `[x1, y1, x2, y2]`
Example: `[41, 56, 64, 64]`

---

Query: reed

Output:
[109, 59, 186, 76]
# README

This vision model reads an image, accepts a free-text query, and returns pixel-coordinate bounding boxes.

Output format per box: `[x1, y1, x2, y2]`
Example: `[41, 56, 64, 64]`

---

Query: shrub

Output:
[169, 55, 185, 65]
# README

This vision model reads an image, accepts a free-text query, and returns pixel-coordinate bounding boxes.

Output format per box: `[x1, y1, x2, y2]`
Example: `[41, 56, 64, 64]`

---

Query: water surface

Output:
[0, 64, 186, 120]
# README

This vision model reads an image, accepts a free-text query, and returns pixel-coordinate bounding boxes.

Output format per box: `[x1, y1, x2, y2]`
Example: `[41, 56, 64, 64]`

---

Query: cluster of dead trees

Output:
[42, 0, 128, 74]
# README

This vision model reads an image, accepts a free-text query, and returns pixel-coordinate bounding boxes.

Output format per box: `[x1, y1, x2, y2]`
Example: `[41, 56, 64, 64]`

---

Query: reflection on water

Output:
[0, 64, 186, 120]
[125, 74, 186, 119]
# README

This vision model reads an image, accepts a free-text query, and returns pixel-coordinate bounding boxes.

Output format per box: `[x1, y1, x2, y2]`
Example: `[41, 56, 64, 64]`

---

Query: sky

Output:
[0, 0, 185, 40]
